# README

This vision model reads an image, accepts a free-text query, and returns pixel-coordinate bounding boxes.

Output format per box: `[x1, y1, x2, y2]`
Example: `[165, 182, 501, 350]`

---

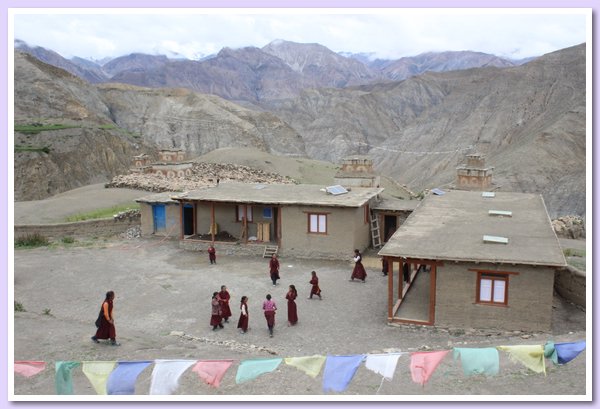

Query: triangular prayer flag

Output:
[107, 361, 152, 395]
[284, 355, 326, 378]
[14, 361, 46, 377]
[364, 353, 403, 381]
[410, 350, 450, 386]
[149, 360, 196, 395]
[82, 361, 117, 395]
[322, 355, 365, 393]
[55, 361, 81, 395]
[555, 341, 586, 364]
[192, 360, 234, 388]
[235, 358, 282, 384]
[453, 347, 499, 376]
[497, 345, 546, 374]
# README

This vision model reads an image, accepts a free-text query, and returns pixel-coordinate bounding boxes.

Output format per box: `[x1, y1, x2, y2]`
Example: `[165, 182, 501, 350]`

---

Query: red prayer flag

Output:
[15, 361, 46, 377]
[410, 350, 450, 386]
[191, 360, 234, 388]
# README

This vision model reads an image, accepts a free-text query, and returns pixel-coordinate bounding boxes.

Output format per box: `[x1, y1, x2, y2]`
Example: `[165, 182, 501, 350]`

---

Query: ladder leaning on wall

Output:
[370, 212, 382, 248]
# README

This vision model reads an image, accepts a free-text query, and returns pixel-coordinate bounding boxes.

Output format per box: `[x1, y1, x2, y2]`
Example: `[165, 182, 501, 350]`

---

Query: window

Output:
[477, 273, 508, 305]
[308, 213, 327, 234]
[236, 205, 253, 222]
[263, 207, 273, 219]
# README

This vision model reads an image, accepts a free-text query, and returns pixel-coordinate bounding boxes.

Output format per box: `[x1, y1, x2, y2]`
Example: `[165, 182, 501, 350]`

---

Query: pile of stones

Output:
[552, 215, 586, 239]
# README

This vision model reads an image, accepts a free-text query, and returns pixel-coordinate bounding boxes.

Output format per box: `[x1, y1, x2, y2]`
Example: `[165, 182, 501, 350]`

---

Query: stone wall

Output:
[554, 266, 586, 307]
[14, 214, 140, 240]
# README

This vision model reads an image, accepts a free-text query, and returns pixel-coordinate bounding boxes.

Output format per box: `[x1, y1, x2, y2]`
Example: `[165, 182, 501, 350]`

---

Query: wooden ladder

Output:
[370, 213, 382, 248]
[263, 245, 279, 258]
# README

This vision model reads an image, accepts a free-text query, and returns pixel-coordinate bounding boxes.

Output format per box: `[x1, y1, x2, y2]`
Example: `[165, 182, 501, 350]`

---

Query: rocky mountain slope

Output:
[13, 51, 306, 201]
[13, 43, 586, 218]
[272, 44, 586, 218]
[16, 39, 530, 107]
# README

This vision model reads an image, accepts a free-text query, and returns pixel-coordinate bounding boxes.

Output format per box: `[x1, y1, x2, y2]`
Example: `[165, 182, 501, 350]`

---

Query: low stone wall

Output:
[554, 266, 586, 307]
[180, 240, 266, 258]
[14, 214, 141, 240]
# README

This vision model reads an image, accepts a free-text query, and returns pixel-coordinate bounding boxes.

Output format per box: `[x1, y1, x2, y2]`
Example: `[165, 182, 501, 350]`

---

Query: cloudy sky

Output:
[11, 8, 588, 62]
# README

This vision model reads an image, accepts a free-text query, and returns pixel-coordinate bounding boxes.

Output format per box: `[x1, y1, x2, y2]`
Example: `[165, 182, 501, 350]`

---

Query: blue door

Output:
[152, 204, 166, 232]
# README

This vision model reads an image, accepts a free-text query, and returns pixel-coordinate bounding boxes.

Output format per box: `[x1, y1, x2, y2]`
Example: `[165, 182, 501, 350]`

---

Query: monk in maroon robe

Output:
[286, 285, 298, 326]
[210, 292, 224, 330]
[91, 290, 120, 346]
[218, 285, 232, 323]
[237, 296, 249, 333]
[269, 254, 280, 286]
[309, 270, 322, 299]
[350, 249, 367, 282]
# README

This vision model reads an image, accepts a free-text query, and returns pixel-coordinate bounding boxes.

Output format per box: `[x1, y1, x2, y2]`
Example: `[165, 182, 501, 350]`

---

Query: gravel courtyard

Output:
[13, 236, 587, 398]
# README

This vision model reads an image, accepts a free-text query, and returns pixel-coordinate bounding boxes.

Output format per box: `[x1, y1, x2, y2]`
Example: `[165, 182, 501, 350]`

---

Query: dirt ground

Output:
[12, 184, 588, 399]
[13, 236, 587, 398]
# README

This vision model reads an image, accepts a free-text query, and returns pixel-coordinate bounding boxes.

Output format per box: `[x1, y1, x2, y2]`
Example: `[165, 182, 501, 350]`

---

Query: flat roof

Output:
[172, 182, 383, 208]
[378, 190, 566, 267]
[372, 196, 418, 212]
[135, 192, 180, 204]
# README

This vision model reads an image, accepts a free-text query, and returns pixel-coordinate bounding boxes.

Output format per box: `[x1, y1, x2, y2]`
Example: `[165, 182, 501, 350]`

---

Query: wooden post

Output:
[210, 202, 215, 243]
[179, 201, 184, 240]
[387, 257, 393, 320]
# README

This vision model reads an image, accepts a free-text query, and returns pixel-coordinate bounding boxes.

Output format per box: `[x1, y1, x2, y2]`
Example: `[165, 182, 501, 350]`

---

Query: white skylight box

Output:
[483, 235, 509, 244]
[326, 185, 348, 195]
[488, 210, 513, 217]
[482, 192, 496, 198]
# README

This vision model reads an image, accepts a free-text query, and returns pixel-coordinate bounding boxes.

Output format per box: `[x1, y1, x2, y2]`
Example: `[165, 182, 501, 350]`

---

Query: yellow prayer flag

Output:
[284, 355, 326, 378]
[497, 345, 546, 375]
[82, 361, 117, 394]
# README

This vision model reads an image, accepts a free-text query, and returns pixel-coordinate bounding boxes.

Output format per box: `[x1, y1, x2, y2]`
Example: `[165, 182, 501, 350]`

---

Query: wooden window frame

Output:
[236, 205, 253, 222]
[475, 272, 509, 306]
[307, 213, 327, 234]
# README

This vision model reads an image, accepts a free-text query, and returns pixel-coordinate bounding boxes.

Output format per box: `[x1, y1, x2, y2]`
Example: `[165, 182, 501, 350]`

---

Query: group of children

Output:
[206, 246, 323, 337]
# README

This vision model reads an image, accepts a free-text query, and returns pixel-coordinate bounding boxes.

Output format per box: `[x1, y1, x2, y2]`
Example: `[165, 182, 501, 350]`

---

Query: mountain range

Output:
[13, 40, 586, 218]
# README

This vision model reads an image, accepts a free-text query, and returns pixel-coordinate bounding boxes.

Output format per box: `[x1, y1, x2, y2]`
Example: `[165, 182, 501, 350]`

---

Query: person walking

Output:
[308, 270, 322, 300]
[237, 296, 249, 334]
[350, 249, 367, 283]
[262, 294, 277, 337]
[218, 285, 232, 323]
[286, 285, 298, 326]
[91, 290, 120, 346]
[210, 292, 224, 331]
[208, 245, 217, 264]
[269, 254, 280, 286]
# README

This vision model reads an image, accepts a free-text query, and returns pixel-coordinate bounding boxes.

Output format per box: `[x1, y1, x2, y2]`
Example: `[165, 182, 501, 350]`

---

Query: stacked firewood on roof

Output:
[106, 162, 296, 193]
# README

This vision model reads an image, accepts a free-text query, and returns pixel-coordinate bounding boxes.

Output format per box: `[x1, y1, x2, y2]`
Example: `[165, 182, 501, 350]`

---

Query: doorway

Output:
[384, 215, 397, 242]
[183, 203, 194, 236]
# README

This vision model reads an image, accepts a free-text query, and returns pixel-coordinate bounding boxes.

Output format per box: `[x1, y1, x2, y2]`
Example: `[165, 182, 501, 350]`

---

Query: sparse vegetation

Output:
[14, 301, 25, 312]
[563, 248, 585, 258]
[15, 233, 49, 248]
[42, 308, 53, 316]
[15, 123, 80, 134]
[61, 236, 75, 244]
[65, 204, 140, 222]
[15, 144, 51, 154]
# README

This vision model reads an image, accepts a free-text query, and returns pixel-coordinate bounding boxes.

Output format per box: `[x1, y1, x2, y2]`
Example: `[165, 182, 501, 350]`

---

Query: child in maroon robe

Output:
[350, 249, 367, 282]
[269, 254, 280, 286]
[262, 294, 277, 337]
[210, 292, 224, 330]
[208, 245, 216, 264]
[308, 270, 322, 300]
[218, 285, 232, 323]
[286, 285, 298, 326]
[237, 296, 249, 334]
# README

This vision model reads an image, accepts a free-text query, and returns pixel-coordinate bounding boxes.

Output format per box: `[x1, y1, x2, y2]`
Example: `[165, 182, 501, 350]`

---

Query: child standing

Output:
[308, 271, 322, 300]
[208, 245, 216, 264]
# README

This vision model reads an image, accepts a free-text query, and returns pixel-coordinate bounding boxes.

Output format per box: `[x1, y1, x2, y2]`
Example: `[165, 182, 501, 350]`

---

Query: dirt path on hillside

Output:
[13, 237, 587, 397]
